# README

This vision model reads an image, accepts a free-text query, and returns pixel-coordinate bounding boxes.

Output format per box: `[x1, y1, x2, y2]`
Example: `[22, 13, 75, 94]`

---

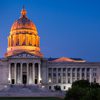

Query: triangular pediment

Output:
[8, 52, 40, 59]
[50, 57, 86, 62]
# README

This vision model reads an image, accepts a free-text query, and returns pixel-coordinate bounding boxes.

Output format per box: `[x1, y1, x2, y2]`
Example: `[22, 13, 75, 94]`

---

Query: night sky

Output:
[0, 0, 100, 61]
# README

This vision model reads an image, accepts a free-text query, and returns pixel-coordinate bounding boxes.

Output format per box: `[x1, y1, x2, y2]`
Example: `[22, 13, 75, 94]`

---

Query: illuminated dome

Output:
[5, 7, 43, 57]
[10, 8, 37, 35]
[11, 17, 37, 32]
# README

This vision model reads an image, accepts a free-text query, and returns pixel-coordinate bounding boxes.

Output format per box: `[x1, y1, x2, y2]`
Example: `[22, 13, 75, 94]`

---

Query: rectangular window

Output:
[58, 68, 61, 72]
[64, 86, 66, 89]
[68, 78, 70, 83]
[68, 68, 70, 71]
[72, 68, 75, 72]
[58, 78, 61, 83]
[93, 68, 97, 71]
[53, 73, 56, 77]
[68, 73, 70, 77]
[58, 73, 61, 76]
[53, 68, 56, 72]
[87, 68, 90, 72]
[63, 78, 66, 84]
[48, 73, 52, 77]
[77, 68, 80, 72]
[77, 73, 80, 77]
[63, 68, 66, 72]
[53, 78, 56, 83]
[63, 73, 66, 77]
[94, 78, 96, 83]
[87, 73, 89, 77]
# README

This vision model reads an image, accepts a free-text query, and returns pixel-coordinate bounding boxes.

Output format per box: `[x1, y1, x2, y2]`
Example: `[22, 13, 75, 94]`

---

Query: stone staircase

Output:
[0, 85, 65, 97]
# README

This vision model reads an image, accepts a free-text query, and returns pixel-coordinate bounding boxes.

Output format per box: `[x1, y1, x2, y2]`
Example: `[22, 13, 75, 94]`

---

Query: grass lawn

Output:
[0, 97, 64, 100]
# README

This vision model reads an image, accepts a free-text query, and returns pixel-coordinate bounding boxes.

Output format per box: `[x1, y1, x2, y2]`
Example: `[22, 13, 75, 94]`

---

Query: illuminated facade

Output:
[0, 8, 100, 91]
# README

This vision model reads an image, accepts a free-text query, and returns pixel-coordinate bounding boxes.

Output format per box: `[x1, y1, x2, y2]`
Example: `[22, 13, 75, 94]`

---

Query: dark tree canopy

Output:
[65, 80, 100, 100]
[72, 80, 90, 88]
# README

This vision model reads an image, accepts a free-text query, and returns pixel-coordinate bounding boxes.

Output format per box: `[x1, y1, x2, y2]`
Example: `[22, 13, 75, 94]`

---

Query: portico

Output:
[8, 62, 41, 85]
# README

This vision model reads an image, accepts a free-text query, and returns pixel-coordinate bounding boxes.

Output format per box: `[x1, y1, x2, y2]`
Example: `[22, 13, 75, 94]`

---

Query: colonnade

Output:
[8, 34, 40, 47]
[48, 68, 96, 84]
[8, 62, 41, 85]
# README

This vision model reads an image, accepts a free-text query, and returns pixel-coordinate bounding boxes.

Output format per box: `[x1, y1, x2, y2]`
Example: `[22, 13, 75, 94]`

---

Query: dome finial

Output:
[21, 6, 27, 17]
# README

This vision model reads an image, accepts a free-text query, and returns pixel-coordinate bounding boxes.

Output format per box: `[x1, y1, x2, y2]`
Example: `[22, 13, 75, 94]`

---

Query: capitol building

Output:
[0, 8, 100, 91]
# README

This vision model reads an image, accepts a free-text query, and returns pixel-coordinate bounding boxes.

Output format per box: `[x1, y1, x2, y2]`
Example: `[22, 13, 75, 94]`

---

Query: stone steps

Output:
[0, 85, 65, 97]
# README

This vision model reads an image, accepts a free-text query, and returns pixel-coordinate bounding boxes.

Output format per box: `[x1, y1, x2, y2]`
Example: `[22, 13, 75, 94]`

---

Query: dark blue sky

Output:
[0, 0, 100, 61]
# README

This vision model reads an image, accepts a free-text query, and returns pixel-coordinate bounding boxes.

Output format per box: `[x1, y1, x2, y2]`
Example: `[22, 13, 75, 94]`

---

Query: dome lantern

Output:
[21, 6, 27, 17]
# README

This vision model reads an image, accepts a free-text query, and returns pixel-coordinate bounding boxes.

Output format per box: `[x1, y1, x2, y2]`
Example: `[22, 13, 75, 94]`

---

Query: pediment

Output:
[8, 52, 39, 59]
[50, 57, 86, 62]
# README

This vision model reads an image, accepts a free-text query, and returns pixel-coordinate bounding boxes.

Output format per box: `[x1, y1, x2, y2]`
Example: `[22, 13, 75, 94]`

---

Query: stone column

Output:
[38, 63, 41, 84]
[14, 63, 16, 84]
[80, 68, 82, 80]
[70, 68, 72, 83]
[51, 68, 53, 83]
[21, 63, 22, 84]
[66, 68, 67, 83]
[90, 68, 92, 83]
[75, 68, 77, 81]
[61, 68, 63, 84]
[27, 63, 29, 84]
[85, 68, 87, 80]
[33, 63, 35, 84]
[8, 63, 11, 84]
[56, 68, 58, 83]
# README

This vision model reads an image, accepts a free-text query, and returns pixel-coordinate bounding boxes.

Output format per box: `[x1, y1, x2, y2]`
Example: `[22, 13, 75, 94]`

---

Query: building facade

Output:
[0, 8, 100, 91]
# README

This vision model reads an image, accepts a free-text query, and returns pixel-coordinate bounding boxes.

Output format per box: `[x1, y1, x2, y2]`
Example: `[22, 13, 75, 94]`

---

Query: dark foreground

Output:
[0, 97, 64, 100]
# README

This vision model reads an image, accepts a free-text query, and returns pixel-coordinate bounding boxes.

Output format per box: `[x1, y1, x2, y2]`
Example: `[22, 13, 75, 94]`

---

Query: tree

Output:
[65, 80, 100, 100]
[65, 86, 87, 100]
[72, 80, 90, 88]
